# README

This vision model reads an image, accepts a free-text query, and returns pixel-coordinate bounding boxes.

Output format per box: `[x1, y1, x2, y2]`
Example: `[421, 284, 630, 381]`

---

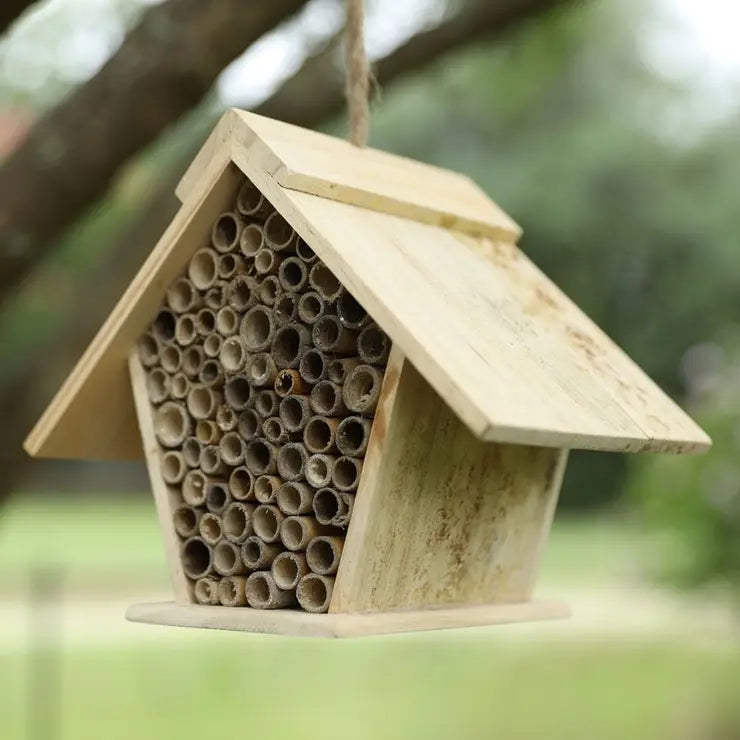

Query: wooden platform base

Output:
[126, 600, 570, 638]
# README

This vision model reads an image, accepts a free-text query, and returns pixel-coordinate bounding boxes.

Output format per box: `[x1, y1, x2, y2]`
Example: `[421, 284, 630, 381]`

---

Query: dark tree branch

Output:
[0, 0, 309, 306]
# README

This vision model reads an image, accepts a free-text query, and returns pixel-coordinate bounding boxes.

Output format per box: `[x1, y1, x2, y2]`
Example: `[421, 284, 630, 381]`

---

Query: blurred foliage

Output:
[629, 335, 740, 592]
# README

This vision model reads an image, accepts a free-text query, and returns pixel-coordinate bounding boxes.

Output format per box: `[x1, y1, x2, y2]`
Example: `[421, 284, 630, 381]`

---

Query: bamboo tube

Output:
[182, 469, 207, 506]
[245, 438, 278, 476]
[274, 292, 298, 324]
[206, 480, 231, 514]
[264, 211, 298, 252]
[343, 365, 383, 415]
[203, 333, 223, 359]
[257, 275, 281, 306]
[277, 481, 315, 516]
[296, 291, 326, 325]
[217, 252, 245, 281]
[152, 308, 176, 344]
[161, 450, 186, 485]
[204, 280, 229, 311]
[213, 540, 247, 576]
[271, 551, 309, 590]
[175, 314, 197, 347]
[306, 536, 344, 575]
[262, 416, 289, 445]
[313, 315, 358, 355]
[229, 466, 255, 501]
[166, 277, 201, 314]
[194, 577, 219, 605]
[237, 409, 261, 441]
[248, 353, 278, 388]
[216, 305, 239, 336]
[172, 505, 202, 538]
[170, 373, 190, 401]
[160, 344, 182, 374]
[254, 247, 281, 276]
[279, 395, 311, 433]
[245, 572, 297, 609]
[220, 336, 247, 373]
[236, 180, 272, 221]
[227, 274, 254, 312]
[241, 536, 280, 570]
[219, 432, 246, 466]
[271, 323, 310, 369]
[295, 238, 317, 263]
[199, 513, 223, 546]
[305, 454, 337, 489]
[336, 416, 372, 457]
[212, 211, 243, 254]
[195, 420, 221, 445]
[278, 256, 309, 293]
[309, 381, 346, 416]
[182, 437, 202, 468]
[358, 323, 390, 365]
[326, 357, 362, 384]
[298, 348, 327, 385]
[303, 416, 340, 454]
[296, 574, 334, 613]
[336, 492, 354, 528]
[199, 359, 224, 388]
[146, 368, 170, 405]
[153, 402, 190, 447]
[187, 385, 222, 420]
[240, 222, 265, 259]
[200, 445, 228, 476]
[224, 375, 252, 411]
[280, 516, 331, 551]
[255, 390, 280, 419]
[218, 576, 248, 606]
[195, 307, 217, 337]
[252, 504, 284, 543]
[181, 344, 205, 379]
[277, 442, 308, 482]
[188, 248, 219, 291]
[274, 369, 308, 398]
[332, 456, 363, 492]
[254, 474, 281, 504]
[216, 404, 237, 433]
[181, 536, 213, 579]
[312, 487, 347, 526]
[240, 305, 275, 351]
[336, 289, 369, 330]
[137, 331, 160, 367]
[308, 263, 342, 302]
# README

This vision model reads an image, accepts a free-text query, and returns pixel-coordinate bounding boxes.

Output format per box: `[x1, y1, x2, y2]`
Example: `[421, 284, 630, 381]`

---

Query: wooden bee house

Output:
[25, 110, 710, 638]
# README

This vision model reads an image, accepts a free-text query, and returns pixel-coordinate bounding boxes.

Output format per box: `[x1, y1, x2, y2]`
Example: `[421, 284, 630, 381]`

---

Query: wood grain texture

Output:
[24, 159, 243, 459]
[126, 599, 569, 638]
[128, 351, 191, 603]
[232, 110, 521, 242]
[332, 355, 568, 613]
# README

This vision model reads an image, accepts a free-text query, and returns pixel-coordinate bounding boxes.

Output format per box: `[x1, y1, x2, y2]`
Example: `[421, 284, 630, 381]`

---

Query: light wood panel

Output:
[24, 160, 244, 459]
[128, 352, 191, 603]
[332, 353, 568, 613]
[126, 599, 569, 638]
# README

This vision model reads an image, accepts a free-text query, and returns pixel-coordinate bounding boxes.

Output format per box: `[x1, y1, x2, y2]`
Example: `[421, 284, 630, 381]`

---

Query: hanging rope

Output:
[345, 0, 370, 147]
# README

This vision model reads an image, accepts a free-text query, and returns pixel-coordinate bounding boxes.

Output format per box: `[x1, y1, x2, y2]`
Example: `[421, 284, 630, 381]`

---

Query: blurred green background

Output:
[0, 0, 738, 738]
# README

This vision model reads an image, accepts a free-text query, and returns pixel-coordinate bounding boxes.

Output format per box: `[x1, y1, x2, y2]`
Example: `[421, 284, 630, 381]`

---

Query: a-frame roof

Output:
[25, 109, 710, 460]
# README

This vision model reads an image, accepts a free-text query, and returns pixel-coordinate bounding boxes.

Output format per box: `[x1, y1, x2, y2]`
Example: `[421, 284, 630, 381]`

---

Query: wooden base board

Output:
[126, 600, 570, 639]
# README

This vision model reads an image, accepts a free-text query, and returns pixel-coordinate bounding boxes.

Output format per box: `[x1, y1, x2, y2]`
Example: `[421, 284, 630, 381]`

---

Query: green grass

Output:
[1, 637, 738, 740]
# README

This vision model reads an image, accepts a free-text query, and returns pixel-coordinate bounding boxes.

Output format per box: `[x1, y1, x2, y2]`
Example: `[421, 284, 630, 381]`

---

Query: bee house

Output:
[25, 110, 710, 638]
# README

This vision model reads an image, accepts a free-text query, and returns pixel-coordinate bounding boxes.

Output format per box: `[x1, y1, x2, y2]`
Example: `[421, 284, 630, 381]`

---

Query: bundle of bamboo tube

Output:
[139, 178, 390, 613]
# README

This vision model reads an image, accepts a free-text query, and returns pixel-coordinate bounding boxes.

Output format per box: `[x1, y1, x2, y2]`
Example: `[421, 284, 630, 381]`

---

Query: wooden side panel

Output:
[233, 110, 521, 242]
[128, 352, 191, 603]
[24, 160, 243, 459]
[331, 353, 568, 613]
